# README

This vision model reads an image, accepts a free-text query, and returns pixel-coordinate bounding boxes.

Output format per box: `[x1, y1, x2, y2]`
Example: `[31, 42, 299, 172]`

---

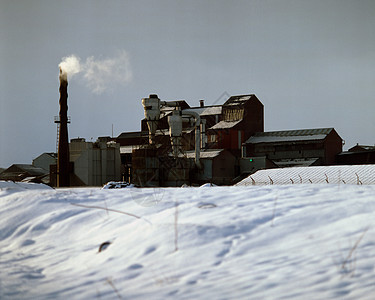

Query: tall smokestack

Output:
[57, 68, 70, 187]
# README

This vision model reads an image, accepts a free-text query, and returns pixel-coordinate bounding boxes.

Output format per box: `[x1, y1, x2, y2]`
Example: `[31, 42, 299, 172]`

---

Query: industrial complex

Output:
[115, 94, 345, 186]
[1, 73, 374, 187]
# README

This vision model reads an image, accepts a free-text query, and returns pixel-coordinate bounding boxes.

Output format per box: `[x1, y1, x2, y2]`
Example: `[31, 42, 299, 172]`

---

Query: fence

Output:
[236, 165, 375, 186]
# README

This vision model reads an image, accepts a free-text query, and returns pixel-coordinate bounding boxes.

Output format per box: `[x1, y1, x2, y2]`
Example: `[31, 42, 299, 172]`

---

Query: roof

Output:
[160, 100, 191, 116]
[223, 94, 256, 106]
[209, 120, 242, 130]
[184, 106, 222, 116]
[273, 158, 320, 168]
[32, 152, 57, 162]
[0, 164, 48, 181]
[162, 100, 190, 110]
[244, 128, 335, 144]
[182, 149, 224, 159]
[42, 152, 57, 159]
[117, 131, 143, 139]
[236, 164, 375, 185]
[11, 164, 48, 176]
[349, 145, 375, 152]
[159, 105, 222, 121]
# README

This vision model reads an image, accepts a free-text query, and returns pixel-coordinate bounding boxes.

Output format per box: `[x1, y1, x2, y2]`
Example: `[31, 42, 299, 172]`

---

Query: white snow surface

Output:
[1, 181, 375, 299]
[237, 165, 375, 185]
[209, 120, 242, 130]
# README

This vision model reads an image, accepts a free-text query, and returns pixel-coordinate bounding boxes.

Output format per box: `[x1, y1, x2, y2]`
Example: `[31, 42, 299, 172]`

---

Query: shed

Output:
[337, 144, 375, 165]
[0, 164, 48, 182]
[33, 153, 57, 172]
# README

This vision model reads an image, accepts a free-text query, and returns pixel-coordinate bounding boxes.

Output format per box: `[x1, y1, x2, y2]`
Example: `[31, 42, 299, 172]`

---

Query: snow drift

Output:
[237, 165, 375, 185]
[0, 181, 375, 299]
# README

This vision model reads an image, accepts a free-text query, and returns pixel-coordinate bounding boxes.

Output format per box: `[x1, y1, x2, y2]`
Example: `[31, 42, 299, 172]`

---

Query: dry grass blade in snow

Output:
[1, 181, 375, 299]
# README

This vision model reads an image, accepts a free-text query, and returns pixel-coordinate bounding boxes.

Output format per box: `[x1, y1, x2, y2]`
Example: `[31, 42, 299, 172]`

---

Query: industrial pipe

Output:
[142, 94, 160, 144]
[142, 95, 201, 167]
[142, 95, 189, 145]
[168, 110, 183, 157]
[182, 110, 201, 168]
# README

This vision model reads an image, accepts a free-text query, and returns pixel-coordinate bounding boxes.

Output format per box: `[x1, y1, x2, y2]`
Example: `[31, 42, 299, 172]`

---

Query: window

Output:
[210, 135, 218, 143]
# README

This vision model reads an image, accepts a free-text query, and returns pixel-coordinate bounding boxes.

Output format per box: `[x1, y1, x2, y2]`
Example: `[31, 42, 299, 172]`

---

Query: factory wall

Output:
[211, 150, 236, 185]
[196, 150, 236, 185]
[337, 150, 375, 165]
[214, 129, 245, 152]
[237, 96, 264, 139]
[68, 139, 121, 186]
[33, 153, 57, 172]
[324, 130, 343, 165]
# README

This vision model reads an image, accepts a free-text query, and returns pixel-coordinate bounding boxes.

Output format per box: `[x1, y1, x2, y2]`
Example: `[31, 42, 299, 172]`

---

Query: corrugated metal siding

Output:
[184, 106, 222, 116]
[248, 128, 333, 139]
[247, 134, 328, 144]
[246, 128, 334, 143]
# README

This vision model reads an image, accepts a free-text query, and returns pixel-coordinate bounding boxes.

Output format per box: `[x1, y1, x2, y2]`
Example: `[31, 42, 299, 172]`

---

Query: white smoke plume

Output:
[58, 55, 81, 77]
[58, 51, 132, 94]
[84, 51, 132, 94]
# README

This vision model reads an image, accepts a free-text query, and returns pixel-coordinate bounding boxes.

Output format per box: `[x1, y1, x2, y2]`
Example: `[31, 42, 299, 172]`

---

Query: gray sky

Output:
[1, 0, 374, 168]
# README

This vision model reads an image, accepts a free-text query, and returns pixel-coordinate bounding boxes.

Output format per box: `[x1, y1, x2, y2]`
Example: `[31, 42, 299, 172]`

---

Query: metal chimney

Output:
[57, 68, 70, 187]
[199, 99, 204, 107]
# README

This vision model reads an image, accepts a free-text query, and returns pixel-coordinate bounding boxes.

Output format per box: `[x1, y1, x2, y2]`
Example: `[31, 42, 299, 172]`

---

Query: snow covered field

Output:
[1, 181, 375, 299]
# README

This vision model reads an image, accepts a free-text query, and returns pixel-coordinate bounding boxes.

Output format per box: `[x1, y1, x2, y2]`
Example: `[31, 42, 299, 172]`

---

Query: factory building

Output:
[336, 144, 375, 165]
[0, 164, 49, 183]
[116, 94, 264, 186]
[3, 60, 362, 187]
[48, 70, 346, 187]
[33, 153, 57, 172]
[50, 137, 121, 187]
[206, 95, 264, 154]
[242, 128, 343, 169]
[115, 94, 347, 186]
